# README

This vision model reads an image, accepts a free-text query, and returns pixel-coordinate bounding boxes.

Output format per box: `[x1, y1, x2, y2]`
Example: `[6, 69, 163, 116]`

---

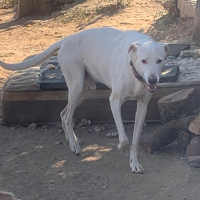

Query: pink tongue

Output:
[148, 84, 157, 92]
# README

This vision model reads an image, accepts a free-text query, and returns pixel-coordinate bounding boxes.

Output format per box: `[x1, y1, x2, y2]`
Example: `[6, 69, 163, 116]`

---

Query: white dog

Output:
[0, 27, 169, 173]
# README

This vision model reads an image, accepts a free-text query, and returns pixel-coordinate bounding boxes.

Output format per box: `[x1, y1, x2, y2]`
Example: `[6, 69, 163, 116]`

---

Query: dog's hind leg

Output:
[109, 92, 129, 149]
[60, 83, 89, 143]
[61, 83, 85, 154]
[59, 57, 86, 154]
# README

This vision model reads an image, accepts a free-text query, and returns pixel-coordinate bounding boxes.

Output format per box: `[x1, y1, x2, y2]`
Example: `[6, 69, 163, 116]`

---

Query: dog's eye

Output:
[157, 59, 162, 64]
[141, 59, 146, 64]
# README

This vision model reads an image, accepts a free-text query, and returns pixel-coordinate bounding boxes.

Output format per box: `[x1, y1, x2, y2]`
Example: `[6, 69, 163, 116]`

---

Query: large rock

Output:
[188, 114, 200, 135]
[186, 136, 200, 156]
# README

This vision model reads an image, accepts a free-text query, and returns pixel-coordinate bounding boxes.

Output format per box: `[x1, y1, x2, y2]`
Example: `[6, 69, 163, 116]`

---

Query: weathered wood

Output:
[139, 115, 196, 153]
[194, 0, 200, 43]
[17, 0, 51, 18]
[158, 88, 199, 124]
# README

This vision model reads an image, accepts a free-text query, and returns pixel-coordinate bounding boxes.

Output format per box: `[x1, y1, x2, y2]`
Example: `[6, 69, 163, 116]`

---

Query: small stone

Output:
[94, 126, 101, 132]
[80, 119, 88, 126]
[188, 155, 200, 168]
[28, 123, 37, 130]
[186, 137, 200, 156]
[49, 180, 55, 184]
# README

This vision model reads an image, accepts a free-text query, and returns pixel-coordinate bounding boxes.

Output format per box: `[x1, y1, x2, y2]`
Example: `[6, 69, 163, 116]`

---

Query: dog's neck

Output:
[130, 60, 145, 82]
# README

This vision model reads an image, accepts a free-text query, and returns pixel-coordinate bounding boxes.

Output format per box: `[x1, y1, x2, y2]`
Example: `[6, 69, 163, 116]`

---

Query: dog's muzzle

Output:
[147, 76, 157, 93]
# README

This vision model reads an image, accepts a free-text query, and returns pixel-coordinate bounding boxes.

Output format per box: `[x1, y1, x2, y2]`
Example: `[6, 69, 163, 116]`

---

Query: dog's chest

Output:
[120, 79, 147, 100]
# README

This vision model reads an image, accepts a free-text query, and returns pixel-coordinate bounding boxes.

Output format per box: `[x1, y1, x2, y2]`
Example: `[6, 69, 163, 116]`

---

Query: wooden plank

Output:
[2, 84, 200, 126]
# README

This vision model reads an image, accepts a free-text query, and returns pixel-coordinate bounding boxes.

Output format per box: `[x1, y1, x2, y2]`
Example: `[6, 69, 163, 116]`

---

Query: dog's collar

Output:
[130, 60, 145, 82]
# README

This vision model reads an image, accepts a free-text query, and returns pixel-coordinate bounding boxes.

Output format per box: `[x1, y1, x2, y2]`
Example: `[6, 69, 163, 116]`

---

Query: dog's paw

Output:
[117, 138, 129, 150]
[130, 158, 144, 173]
[69, 139, 81, 155]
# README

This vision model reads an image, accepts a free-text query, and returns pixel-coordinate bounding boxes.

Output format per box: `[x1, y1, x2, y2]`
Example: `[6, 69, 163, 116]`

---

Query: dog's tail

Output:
[0, 40, 63, 70]
[0, 191, 17, 200]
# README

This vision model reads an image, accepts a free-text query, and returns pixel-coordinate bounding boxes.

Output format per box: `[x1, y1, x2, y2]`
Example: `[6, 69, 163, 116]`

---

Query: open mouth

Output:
[147, 84, 157, 93]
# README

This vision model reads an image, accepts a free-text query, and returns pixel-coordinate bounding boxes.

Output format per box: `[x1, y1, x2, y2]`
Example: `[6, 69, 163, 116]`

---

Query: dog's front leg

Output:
[109, 93, 129, 149]
[130, 98, 150, 173]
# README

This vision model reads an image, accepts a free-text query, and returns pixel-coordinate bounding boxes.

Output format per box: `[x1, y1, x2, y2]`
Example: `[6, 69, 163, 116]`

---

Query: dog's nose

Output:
[148, 76, 157, 84]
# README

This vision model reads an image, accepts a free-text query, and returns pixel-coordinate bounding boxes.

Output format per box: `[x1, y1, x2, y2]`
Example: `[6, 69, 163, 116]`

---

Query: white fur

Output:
[0, 27, 168, 173]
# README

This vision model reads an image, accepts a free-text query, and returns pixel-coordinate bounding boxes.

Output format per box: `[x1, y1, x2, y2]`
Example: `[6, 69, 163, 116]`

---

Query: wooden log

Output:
[157, 88, 199, 124]
[139, 115, 196, 153]
[17, 0, 51, 18]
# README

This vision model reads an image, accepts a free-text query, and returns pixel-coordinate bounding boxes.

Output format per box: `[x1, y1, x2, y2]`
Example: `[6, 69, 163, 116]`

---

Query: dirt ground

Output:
[0, 0, 200, 200]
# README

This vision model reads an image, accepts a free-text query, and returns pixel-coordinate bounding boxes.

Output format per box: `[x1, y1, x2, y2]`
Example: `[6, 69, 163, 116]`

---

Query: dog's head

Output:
[128, 41, 169, 93]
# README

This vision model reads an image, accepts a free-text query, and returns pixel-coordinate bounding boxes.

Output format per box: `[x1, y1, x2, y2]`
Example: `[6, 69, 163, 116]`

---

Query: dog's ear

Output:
[128, 42, 140, 54]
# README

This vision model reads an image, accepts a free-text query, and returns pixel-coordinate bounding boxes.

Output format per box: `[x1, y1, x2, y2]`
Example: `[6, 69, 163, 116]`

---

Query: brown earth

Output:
[0, 1, 200, 200]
